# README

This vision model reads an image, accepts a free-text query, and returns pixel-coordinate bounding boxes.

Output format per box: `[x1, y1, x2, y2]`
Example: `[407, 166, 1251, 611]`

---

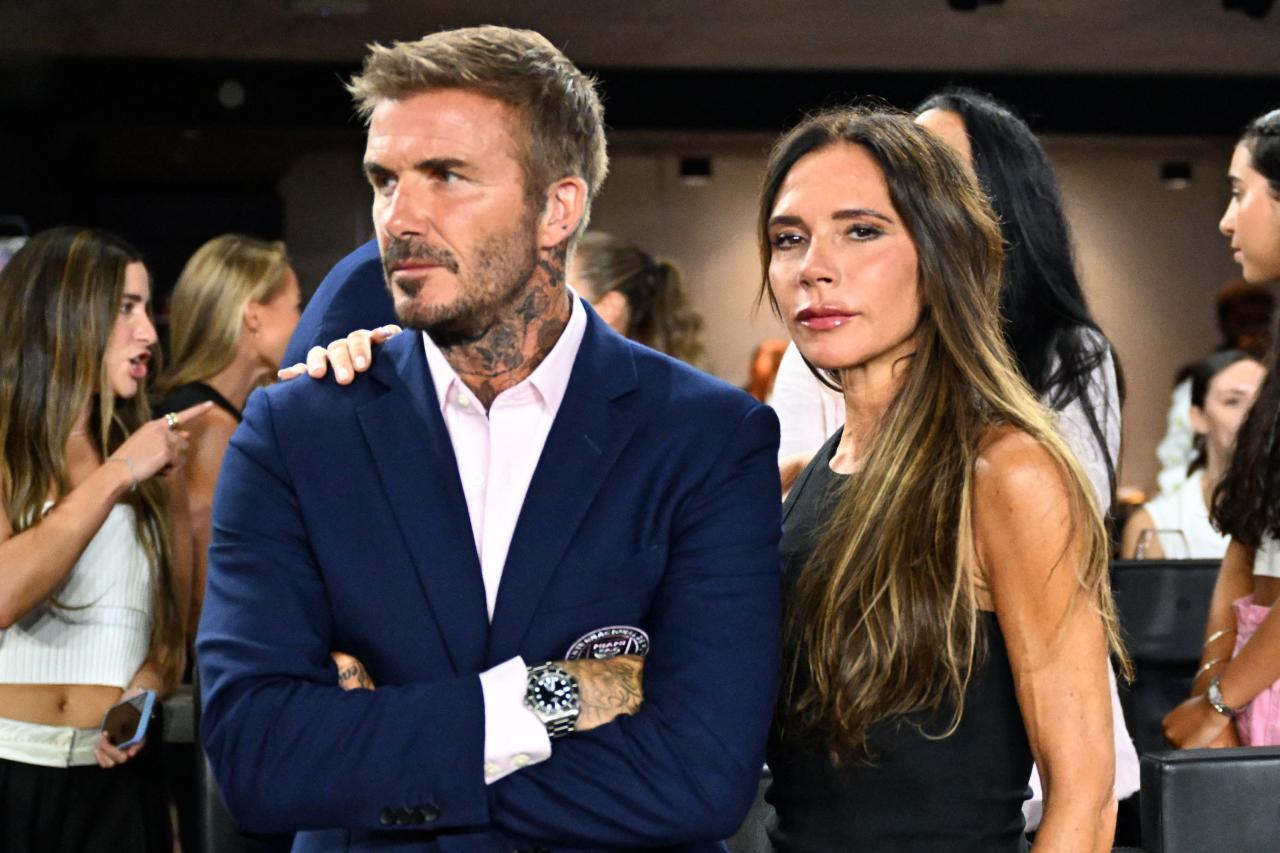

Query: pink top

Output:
[421, 292, 587, 785]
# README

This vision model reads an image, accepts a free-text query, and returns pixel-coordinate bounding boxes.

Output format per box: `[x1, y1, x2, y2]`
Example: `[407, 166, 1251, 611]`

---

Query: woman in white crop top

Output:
[0, 228, 210, 852]
[1164, 108, 1280, 751]
[1121, 350, 1265, 559]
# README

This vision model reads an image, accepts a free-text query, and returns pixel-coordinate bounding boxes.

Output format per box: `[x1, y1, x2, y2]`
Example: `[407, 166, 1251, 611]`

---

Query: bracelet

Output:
[1196, 657, 1223, 677]
[108, 456, 138, 493]
[1204, 628, 1236, 648]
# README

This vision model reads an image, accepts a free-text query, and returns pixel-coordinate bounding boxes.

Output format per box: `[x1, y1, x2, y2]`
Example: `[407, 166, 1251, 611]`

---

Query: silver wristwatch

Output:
[524, 662, 580, 739]
[1206, 676, 1240, 718]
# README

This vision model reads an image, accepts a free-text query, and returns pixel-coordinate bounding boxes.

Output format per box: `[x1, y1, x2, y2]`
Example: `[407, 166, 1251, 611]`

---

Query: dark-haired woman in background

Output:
[1121, 350, 1264, 559]
[570, 231, 708, 368]
[763, 107, 1124, 853]
[1165, 108, 1280, 749]
[0, 228, 207, 851]
[769, 88, 1135, 831]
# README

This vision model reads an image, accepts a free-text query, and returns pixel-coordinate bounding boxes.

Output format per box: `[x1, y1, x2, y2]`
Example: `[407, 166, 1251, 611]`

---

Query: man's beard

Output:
[382, 214, 539, 347]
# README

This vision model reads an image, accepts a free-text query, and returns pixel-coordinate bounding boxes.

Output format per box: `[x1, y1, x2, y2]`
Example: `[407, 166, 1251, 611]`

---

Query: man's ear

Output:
[536, 176, 588, 250]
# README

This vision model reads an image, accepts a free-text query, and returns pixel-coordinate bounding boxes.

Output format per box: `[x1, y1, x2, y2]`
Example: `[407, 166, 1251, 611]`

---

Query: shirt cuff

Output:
[478, 656, 552, 785]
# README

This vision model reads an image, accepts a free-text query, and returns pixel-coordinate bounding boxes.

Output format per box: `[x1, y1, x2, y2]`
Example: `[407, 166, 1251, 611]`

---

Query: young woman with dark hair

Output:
[762, 107, 1126, 853]
[1121, 350, 1264, 559]
[0, 227, 209, 851]
[1165, 108, 1280, 749]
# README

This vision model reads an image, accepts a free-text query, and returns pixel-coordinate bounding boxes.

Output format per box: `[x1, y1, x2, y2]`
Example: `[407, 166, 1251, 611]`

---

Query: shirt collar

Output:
[421, 289, 587, 414]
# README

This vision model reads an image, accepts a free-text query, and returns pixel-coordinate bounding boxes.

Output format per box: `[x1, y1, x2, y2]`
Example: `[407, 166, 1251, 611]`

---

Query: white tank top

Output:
[1254, 536, 1280, 578]
[1142, 470, 1231, 559]
[0, 504, 153, 688]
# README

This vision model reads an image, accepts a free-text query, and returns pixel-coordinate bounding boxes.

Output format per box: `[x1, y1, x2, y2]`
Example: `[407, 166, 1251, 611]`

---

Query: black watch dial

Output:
[530, 670, 576, 713]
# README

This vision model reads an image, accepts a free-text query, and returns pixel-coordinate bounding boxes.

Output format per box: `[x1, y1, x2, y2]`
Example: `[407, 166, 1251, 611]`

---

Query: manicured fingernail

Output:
[336, 369, 349, 382]
[354, 356, 367, 369]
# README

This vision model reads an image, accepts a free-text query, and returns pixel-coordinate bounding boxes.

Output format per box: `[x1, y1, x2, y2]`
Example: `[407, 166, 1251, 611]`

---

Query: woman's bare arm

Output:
[974, 429, 1115, 853]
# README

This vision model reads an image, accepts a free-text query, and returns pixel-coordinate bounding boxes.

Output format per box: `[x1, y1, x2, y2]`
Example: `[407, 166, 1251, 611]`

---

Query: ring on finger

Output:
[165, 412, 179, 431]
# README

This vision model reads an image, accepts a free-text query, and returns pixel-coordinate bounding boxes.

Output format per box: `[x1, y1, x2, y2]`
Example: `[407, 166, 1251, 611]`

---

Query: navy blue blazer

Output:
[198, 304, 783, 851]
[284, 240, 394, 367]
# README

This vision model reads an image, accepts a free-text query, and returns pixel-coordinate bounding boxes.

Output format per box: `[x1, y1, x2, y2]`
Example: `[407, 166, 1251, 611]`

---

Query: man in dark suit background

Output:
[282, 237, 389, 372]
[198, 25, 782, 852]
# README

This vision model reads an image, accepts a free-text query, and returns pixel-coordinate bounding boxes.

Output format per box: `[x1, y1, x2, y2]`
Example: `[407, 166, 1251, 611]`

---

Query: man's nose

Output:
[381, 177, 430, 238]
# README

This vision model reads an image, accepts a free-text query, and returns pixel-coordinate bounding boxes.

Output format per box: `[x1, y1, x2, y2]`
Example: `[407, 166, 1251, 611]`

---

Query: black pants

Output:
[0, 752, 170, 853]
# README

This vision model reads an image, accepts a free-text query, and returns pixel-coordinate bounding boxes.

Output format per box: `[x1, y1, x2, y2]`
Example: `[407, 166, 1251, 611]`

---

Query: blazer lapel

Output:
[356, 333, 489, 675]
[486, 311, 641, 664]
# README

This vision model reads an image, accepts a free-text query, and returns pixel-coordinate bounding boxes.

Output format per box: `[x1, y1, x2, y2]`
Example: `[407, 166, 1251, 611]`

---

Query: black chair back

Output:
[1110, 559, 1219, 756]
[1140, 747, 1280, 852]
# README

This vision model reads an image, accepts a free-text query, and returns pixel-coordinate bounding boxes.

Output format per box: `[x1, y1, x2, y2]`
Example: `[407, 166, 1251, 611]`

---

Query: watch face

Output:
[531, 671, 576, 713]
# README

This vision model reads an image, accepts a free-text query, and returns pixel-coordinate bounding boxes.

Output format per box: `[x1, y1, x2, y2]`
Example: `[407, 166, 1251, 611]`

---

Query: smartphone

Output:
[100, 690, 156, 750]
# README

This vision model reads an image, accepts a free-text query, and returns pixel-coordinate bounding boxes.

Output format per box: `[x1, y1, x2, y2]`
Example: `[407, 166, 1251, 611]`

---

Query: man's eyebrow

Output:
[362, 158, 470, 178]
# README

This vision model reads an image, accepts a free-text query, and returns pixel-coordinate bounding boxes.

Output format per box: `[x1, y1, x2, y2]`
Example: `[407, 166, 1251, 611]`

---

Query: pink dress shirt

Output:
[421, 292, 587, 785]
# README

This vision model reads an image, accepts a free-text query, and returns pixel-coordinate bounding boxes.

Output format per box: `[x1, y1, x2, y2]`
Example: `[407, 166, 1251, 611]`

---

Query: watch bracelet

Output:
[1206, 675, 1239, 717]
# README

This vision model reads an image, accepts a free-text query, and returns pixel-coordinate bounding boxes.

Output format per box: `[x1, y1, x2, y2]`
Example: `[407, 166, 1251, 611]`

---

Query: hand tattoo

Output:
[336, 662, 375, 691]
[562, 654, 644, 732]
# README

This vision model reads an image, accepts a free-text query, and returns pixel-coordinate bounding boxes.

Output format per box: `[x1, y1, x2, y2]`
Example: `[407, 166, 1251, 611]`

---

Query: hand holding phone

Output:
[100, 689, 156, 750]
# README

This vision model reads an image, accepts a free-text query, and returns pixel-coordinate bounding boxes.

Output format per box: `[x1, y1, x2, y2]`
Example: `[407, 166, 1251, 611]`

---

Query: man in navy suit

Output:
[197, 25, 782, 852]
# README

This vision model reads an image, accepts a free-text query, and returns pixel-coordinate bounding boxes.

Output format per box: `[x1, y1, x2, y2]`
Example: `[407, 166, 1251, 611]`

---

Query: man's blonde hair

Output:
[348, 26, 609, 237]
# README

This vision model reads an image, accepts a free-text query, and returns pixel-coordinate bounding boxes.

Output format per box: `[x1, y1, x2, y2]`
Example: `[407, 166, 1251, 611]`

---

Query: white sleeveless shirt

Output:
[1143, 470, 1231, 559]
[0, 504, 153, 688]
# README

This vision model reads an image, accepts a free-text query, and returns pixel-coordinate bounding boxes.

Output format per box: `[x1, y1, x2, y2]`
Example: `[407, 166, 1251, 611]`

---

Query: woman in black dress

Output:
[760, 108, 1126, 852]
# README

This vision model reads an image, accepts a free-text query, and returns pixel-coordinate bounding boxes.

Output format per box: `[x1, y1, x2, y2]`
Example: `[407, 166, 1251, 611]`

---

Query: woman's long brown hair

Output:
[0, 227, 183, 689]
[758, 109, 1128, 761]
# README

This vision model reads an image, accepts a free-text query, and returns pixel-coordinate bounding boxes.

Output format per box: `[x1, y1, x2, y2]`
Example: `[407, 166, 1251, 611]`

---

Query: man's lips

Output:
[795, 306, 857, 330]
[391, 262, 443, 274]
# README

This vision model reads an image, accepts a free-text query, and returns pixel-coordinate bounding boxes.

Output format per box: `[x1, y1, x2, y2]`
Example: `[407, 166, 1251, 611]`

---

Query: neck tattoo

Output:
[440, 244, 571, 410]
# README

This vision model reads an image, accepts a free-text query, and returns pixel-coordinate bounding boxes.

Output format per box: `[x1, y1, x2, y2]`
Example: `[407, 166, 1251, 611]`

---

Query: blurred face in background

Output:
[1221, 144, 1280, 283]
[249, 266, 302, 370]
[1191, 357, 1266, 470]
[915, 108, 973, 168]
[103, 262, 158, 399]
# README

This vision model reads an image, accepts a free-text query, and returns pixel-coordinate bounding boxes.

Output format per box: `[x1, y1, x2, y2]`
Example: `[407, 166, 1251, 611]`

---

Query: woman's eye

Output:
[848, 225, 882, 240]
[771, 232, 805, 250]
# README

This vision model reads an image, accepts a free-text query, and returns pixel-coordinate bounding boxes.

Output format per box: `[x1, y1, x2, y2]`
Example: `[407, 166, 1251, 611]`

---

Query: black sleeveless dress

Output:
[766, 434, 1033, 853]
[157, 382, 241, 422]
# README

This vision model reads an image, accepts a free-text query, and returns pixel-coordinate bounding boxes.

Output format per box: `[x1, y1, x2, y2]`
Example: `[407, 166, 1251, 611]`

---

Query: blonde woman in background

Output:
[156, 234, 301, 636]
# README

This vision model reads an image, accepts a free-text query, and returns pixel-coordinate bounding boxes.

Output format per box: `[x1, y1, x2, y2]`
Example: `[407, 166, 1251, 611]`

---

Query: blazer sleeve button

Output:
[378, 808, 394, 826]
[419, 803, 440, 822]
